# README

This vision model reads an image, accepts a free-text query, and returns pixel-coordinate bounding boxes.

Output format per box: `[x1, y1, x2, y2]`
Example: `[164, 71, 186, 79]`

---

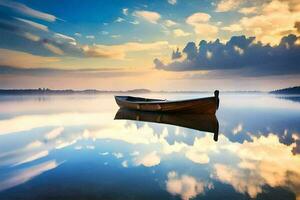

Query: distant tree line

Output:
[270, 86, 300, 94]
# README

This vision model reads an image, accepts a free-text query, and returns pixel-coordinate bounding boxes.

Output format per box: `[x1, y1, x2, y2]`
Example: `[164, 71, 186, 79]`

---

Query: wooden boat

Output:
[115, 90, 219, 114]
[115, 108, 219, 141]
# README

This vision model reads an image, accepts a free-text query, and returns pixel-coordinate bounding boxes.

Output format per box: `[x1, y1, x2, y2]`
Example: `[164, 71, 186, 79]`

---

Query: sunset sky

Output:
[0, 0, 299, 91]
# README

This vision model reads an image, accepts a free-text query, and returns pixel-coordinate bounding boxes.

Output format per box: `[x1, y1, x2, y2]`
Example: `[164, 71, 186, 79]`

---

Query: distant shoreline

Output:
[0, 88, 151, 95]
[0, 86, 299, 95]
[0, 88, 266, 95]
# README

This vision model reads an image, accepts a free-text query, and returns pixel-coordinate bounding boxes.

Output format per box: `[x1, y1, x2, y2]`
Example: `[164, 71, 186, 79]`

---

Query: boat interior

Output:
[119, 96, 166, 102]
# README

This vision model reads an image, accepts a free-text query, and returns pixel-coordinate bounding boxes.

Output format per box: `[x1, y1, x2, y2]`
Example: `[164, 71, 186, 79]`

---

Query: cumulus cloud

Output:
[0, 0, 58, 22]
[186, 12, 211, 24]
[215, 0, 242, 12]
[221, 24, 243, 32]
[173, 29, 190, 37]
[238, 6, 257, 15]
[172, 48, 182, 60]
[133, 10, 161, 24]
[186, 12, 218, 40]
[229, 0, 300, 45]
[154, 34, 300, 77]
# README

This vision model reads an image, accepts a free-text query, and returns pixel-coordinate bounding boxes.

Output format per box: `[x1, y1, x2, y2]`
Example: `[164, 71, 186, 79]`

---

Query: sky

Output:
[0, 0, 299, 91]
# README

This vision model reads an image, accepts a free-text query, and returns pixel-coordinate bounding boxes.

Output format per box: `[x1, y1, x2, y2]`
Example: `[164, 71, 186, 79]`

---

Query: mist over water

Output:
[0, 93, 300, 200]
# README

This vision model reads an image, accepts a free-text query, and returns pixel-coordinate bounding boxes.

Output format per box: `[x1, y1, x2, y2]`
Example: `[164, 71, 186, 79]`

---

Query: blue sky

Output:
[0, 0, 300, 90]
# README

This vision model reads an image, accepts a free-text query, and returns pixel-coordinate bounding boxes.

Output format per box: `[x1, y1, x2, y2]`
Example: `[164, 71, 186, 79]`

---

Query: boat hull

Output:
[115, 96, 218, 114]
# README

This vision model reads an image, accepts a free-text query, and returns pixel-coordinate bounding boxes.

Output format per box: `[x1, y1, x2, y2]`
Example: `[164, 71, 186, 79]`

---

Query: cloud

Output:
[173, 29, 190, 37]
[172, 48, 182, 59]
[133, 10, 161, 24]
[0, 48, 60, 68]
[43, 43, 64, 55]
[86, 35, 95, 39]
[82, 45, 124, 59]
[0, 17, 82, 57]
[154, 34, 300, 77]
[0, 0, 58, 22]
[74, 32, 82, 37]
[238, 6, 257, 15]
[101, 31, 109, 35]
[0, 65, 139, 78]
[122, 8, 128, 16]
[130, 20, 139, 25]
[281, 0, 300, 12]
[15, 18, 48, 32]
[111, 34, 121, 38]
[164, 19, 177, 27]
[186, 12, 218, 39]
[23, 32, 40, 42]
[54, 33, 76, 44]
[186, 13, 211, 24]
[0, 16, 82, 57]
[115, 17, 125, 23]
[83, 41, 170, 59]
[221, 24, 243, 32]
[122, 160, 128, 167]
[231, 0, 300, 45]
[167, 0, 177, 5]
[232, 123, 243, 135]
[192, 23, 218, 39]
[215, 0, 242, 12]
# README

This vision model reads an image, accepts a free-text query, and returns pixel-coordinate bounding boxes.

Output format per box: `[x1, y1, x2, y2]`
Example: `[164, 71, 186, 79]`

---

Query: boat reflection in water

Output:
[114, 108, 219, 141]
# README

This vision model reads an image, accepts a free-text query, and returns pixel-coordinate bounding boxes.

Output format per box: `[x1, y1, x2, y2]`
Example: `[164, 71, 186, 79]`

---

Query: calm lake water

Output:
[0, 93, 300, 200]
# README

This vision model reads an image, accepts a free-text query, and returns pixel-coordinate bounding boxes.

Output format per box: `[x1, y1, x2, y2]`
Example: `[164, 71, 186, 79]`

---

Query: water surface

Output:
[0, 93, 300, 200]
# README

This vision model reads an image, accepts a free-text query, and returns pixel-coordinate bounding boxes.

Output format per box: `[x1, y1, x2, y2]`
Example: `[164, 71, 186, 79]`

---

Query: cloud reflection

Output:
[0, 160, 59, 192]
[214, 134, 300, 199]
[0, 94, 300, 199]
[134, 151, 161, 167]
[166, 171, 212, 200]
